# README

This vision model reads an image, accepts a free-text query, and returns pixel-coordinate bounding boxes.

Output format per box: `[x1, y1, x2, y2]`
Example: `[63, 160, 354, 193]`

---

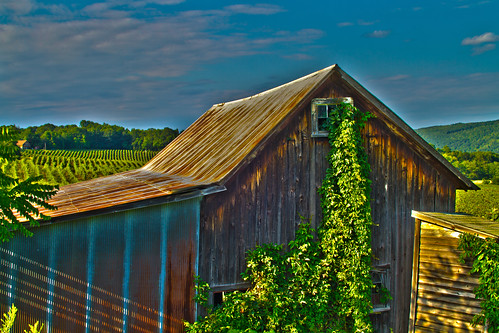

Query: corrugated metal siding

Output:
[0, 197, 201, 332]
[411, 222, 484, 332]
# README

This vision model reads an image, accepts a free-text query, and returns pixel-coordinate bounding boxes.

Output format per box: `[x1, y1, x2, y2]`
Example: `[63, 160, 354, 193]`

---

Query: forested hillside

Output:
[416, 119, 498, 153]
[14, 120, 179, 151]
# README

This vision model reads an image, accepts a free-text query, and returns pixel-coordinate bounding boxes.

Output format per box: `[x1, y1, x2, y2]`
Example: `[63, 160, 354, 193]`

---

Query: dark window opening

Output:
[311, 97, 353, 137]
[213, 291, 224, 308]
[371, 265, 391, 314]
[212, 287, 249, 308]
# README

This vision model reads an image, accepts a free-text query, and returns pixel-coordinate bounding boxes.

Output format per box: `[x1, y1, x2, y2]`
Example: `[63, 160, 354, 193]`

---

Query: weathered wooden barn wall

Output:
[0, 197, 201, 333]
[199, 76, 461, 332]
[363, 117, 457, 332]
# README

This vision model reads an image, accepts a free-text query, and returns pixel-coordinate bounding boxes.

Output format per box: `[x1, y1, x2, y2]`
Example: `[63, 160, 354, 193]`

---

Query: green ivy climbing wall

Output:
[185, 103, 374, 333]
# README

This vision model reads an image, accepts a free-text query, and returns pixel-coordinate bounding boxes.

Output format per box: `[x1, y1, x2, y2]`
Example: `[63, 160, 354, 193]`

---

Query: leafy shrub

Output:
[0, 305, 43, 333]
[459, 234, 499, 331]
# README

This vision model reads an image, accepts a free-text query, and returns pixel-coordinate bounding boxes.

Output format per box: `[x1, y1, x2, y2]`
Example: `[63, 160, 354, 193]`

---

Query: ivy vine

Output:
[459, 233, 499, 331]
[185, 103, 374, 332]
[318, 103, 373, 332]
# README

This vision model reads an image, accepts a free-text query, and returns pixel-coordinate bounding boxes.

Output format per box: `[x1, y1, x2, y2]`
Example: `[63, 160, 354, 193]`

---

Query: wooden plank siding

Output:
[410, 222, 484, 333]
[198, 77, 460, 332]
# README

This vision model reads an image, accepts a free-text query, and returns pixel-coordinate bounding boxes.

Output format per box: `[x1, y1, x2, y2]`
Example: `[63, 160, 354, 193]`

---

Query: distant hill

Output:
[416, 119, 499, 153]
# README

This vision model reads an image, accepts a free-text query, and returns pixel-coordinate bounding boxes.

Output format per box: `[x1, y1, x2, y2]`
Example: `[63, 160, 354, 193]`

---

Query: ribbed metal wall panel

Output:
[0, 197, 201, 332]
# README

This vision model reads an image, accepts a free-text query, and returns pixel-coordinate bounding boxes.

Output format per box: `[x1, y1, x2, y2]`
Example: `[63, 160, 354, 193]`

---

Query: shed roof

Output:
[412, 210, 499, 239]
[40, 65, 477, 219]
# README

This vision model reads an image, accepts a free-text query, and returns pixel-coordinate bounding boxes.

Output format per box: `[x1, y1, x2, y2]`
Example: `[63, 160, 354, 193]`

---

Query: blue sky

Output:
[1, 0, 498, 130]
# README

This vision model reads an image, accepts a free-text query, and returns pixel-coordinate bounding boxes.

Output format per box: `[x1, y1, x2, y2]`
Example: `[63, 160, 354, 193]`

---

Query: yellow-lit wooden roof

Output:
[412, 211, 499, 238]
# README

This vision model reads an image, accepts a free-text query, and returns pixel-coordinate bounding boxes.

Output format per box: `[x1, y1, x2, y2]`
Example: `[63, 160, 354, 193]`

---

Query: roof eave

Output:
[32, 184, 226, 224]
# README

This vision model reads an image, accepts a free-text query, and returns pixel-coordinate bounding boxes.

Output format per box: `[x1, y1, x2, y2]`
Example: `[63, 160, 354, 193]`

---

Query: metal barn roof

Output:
[39, 65, 477, 219]
[142, 65, 333, 183]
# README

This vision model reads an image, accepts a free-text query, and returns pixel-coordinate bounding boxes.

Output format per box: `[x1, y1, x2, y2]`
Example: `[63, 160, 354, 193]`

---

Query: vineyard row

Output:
[2, 150, 157, 186]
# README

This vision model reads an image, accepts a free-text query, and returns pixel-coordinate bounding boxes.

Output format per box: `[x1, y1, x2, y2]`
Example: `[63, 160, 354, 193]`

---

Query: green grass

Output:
[456, 183, 499, 221]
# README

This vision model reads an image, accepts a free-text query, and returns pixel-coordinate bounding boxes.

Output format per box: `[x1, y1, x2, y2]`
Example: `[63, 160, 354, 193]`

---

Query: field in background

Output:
[2, 149, 157, 186]
[456, 183, 499, 221]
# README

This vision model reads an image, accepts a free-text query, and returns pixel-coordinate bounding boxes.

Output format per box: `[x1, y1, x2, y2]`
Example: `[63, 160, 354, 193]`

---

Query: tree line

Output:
[438, 146, 499, 183]
[12, 120, 179, 151]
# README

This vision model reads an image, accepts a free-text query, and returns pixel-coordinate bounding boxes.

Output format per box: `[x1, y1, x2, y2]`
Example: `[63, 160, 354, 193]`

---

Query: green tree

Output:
[0, 126, 58, 242]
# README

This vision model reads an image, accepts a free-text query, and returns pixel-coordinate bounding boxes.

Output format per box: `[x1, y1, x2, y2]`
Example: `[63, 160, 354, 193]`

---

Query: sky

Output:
[1, 0, 498, 131]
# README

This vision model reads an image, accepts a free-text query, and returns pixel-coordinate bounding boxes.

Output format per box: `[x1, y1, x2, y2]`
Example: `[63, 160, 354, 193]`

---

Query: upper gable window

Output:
[311, 97, 353, 137]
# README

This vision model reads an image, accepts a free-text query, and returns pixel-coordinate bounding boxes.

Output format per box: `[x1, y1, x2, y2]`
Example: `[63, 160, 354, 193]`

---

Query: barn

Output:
[0, 65, 477, 332]
[409, 211, 497, 332]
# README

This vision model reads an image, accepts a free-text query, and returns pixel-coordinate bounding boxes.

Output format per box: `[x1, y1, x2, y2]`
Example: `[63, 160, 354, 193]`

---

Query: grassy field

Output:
[456, 183, 499, 221]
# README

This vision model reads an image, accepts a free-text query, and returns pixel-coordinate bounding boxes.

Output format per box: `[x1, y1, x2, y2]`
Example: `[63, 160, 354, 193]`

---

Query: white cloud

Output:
[366, 72, 499, 128]
[149, 0, 185, 4]
[472, 43, 496, 55]
[383, 75, 410, 81]
[462, 32, 499, 45]
[358, 19, 376, 26]
[364, 30, 391, 38]
[337, 22, 353, 27]
[0, 0, 34, 15]
[337, 20, 376, 27]
[225, 4, 284, 15]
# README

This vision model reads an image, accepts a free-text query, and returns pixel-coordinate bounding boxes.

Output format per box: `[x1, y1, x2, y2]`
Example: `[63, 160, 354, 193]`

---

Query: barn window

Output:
[211, 284, 250, 307]
[371, 265, 391, 313]
[311, 97, 353, 137]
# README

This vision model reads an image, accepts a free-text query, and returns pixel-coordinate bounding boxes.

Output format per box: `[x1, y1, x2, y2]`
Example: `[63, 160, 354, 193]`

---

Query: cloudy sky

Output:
[1, 0, 498, 130]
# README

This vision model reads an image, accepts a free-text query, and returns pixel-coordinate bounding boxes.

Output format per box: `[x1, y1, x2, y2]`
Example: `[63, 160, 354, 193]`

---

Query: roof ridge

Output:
[216, 64, 337, 107]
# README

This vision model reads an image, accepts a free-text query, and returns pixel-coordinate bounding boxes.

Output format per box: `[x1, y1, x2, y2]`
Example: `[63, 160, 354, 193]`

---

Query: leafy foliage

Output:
[438, 147, 499, 181]
[0, 127, 58, 242]
[0, 305, 44, 333]
[186, 222, 334, 333]
[185, 103, 374, 332]
[459, 233, 499, 331]
[416, 119, 499, 153]
[0, 305, 17, 333]
[317, 103, 373, 332]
